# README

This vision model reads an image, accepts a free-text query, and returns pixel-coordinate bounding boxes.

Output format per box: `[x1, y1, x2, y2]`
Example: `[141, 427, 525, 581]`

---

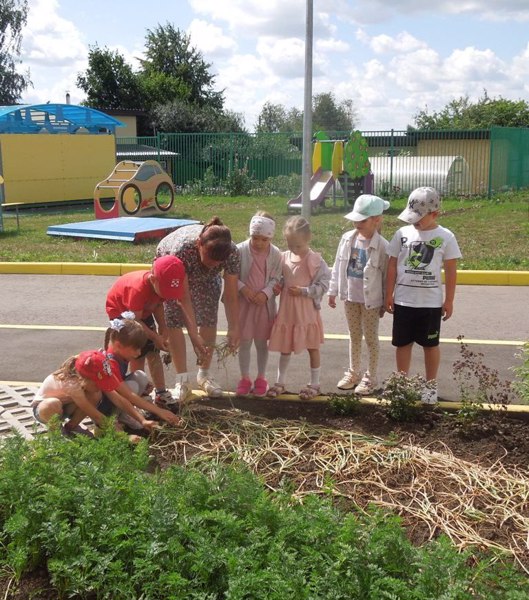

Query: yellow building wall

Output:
[0, 134, 116, 204]
[115, 116, 137, 137]
[417, 139, 490, 195]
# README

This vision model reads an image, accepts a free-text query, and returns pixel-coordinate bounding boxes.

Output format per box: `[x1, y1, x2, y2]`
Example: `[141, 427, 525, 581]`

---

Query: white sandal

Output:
[299, 384, 320, 400]
[266, 383, 286, 399]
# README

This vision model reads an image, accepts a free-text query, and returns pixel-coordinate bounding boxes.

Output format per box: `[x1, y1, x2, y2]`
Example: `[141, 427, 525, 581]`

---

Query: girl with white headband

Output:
[235, 211, 282, 396]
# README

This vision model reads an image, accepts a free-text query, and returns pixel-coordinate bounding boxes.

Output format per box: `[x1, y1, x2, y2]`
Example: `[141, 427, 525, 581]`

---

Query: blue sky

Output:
[20, 0, 529, 131]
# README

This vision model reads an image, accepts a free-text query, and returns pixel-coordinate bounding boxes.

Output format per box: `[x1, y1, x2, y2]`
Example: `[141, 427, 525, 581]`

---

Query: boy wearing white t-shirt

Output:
[385, 187, 462, 404]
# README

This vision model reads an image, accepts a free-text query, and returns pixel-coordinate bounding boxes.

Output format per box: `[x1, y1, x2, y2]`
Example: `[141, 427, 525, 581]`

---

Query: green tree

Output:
[0, 0, 31, 104]
[140, 23, 223, 110]
[77, 45, 143, 109]
[313, 92, 356, 134]
[150, 98, 245, 133]
[255, 93, 356, 134]
[413, 91, 529, 130]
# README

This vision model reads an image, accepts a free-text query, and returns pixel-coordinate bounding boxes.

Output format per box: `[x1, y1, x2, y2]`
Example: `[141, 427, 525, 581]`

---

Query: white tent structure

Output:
[369, 155, 472, 196]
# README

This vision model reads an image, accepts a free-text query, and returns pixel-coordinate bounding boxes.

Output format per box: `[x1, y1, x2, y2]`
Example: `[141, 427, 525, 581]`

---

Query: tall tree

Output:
[312, 92, 356, 133]
[413, 91, 529, 130]
[255, 94, 356, 133]
[140, 23, 223, 110]
[0, 0, 31, 104]
[255, 102, 287, 133]
[150, 98, 245, 133]
[77, 46, 143, 109]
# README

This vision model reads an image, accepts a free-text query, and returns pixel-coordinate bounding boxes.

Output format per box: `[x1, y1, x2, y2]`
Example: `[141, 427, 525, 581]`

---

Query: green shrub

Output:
[382, 372, 424, 421]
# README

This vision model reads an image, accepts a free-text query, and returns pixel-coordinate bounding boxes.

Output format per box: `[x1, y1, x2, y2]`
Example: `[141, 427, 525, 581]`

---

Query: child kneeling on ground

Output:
[32, 350, 156, 437]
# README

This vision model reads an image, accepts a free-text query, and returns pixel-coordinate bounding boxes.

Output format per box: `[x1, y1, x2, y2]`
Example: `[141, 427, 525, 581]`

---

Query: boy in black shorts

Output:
[385, 187, 462, 403]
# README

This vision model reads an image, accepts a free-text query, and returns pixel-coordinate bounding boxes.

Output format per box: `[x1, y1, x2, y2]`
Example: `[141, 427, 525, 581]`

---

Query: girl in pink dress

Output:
[267, 216, 331, 400]
[236, 212, 282, 396]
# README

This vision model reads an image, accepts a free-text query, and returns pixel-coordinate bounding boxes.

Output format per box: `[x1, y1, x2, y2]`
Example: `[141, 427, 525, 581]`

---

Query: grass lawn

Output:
[1, 192, 528, 269]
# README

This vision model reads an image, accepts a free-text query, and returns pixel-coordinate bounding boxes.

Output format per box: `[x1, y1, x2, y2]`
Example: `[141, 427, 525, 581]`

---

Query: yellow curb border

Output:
[192, 389, 529, 415]
[0, 263, 529, 285]
[3, 383, 528, 417]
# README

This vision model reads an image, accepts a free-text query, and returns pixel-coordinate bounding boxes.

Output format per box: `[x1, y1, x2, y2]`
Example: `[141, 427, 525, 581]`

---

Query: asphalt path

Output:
[1, 274, 527, 401]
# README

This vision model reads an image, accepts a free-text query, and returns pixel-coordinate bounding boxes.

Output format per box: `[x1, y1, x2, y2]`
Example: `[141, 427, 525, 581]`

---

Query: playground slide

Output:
[287, 169, 335, 210]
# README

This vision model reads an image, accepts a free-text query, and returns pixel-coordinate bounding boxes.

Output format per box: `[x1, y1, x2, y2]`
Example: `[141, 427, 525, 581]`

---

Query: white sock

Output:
[197, 368, 209, 381]
[175, 372, 189, 386]
[310, 367, 321, 387]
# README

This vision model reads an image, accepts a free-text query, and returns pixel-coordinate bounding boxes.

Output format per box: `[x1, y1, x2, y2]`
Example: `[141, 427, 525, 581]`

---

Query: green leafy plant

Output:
[452, 336, 518, 425]
[1, 431, 528, 598]
[329, 392, 360, 416]
[511, 342, 529, 403]
[225, 155, 253, 196]
[382, 372, 424, 421]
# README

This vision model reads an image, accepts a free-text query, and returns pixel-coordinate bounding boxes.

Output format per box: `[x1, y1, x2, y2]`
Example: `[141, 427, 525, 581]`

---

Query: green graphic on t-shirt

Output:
[405, 237, 443, 269]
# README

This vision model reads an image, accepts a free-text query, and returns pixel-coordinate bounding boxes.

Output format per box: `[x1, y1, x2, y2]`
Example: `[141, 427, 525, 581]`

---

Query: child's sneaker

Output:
[421, 385, 438, 405]
[172, 382, 193, 404]
[155, 389, 176, 407]
[337, 370, 361, 390]
[253, 376, 268, 397]
[354, 372, 378, 396]
[236, 377, 253, 396]
[197, 375, 223, 397]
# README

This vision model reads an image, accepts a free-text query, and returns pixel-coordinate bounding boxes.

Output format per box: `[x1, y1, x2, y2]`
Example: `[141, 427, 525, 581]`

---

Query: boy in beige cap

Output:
[385, 187, 462, 403]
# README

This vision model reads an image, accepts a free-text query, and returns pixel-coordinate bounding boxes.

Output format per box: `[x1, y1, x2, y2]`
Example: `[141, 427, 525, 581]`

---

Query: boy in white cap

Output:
[385, 186, 462, 403]
[328, 194, 390, 395]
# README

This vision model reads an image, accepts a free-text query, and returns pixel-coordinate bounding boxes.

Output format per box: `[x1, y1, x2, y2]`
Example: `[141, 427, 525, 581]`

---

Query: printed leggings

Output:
[344, 301, 381, 377]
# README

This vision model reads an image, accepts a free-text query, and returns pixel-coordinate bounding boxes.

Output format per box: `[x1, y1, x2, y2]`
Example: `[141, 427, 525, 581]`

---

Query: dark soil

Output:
[3, 396, 528, 600]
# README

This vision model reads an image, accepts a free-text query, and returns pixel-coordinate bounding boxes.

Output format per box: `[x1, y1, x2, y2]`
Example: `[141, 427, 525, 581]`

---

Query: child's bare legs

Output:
[34, 398, 63, 424]
[423, 346, 440, 381]
[145, 351, 166, 391]
[396, 343, 413, 374]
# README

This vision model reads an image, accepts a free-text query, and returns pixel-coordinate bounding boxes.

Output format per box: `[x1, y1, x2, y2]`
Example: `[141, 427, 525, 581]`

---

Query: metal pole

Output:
[301, 0, 313, 220]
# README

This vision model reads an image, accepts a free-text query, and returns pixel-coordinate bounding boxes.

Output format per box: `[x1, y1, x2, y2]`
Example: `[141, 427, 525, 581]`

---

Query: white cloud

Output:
[188, 19, 237, 57]
[368, 31, 427, 55]
[334, 0, 529, 24]
[22, 0, 86, 66]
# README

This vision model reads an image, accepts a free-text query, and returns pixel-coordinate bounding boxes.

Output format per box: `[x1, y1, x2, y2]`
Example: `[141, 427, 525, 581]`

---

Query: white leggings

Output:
[238, 339, 269, 378]
[344, 301, 381, 376]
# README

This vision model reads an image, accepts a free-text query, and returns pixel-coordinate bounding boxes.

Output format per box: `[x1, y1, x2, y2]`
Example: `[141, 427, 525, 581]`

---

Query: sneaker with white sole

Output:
[421, 385, 438, 405]
[197, 375, 223, 398]
[172, 381, 193, 404]
[337, 370, 361, 390]
[354, 372, 378, 396]
[154, 389, 176, 407]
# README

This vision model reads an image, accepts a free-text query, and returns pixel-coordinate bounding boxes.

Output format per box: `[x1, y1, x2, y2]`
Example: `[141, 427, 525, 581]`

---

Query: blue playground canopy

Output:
[0, 104, 124, 134]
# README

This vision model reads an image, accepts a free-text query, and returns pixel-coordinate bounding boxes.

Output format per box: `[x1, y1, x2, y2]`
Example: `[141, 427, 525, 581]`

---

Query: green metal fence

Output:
[116, 128, 529, 197]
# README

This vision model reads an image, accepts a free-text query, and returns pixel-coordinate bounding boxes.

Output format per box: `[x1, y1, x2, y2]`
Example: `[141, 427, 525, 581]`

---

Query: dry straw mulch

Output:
[150, 406, 529, 571]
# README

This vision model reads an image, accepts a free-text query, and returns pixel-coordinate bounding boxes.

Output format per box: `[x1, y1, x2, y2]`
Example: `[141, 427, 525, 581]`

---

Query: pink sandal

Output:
[299, 384, 320, 400]
[266, 383, 286, 399]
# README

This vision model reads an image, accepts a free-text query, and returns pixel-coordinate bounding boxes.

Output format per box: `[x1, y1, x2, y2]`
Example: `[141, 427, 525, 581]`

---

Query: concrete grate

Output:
[0, 384, 46, 439]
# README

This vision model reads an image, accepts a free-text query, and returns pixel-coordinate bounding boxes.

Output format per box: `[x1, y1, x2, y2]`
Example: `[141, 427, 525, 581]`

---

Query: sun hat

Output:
[152, 255, 186, 300]
[75, 350, 121, 392]
[345, 194, 390, 222]
[398, 186, 440, 224]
